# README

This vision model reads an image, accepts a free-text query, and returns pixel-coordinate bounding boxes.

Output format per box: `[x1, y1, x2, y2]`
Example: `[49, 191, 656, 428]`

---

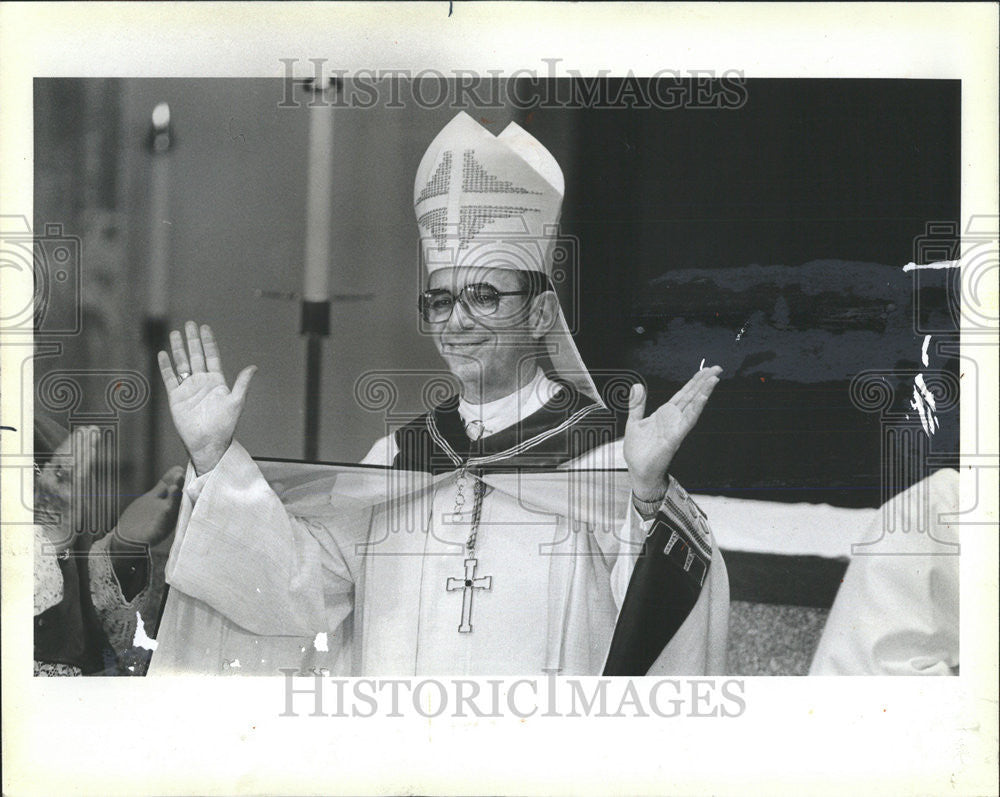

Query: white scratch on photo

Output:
[915, 373, 937, 410]
[910, 374, 939, 437]
[133, 611, 158, 651]
[902, 241, 998, 272]
[902, 258, 960, 272]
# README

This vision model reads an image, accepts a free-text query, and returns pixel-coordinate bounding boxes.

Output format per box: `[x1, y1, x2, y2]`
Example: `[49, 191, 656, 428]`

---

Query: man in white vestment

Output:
[150, 112, 729, 676]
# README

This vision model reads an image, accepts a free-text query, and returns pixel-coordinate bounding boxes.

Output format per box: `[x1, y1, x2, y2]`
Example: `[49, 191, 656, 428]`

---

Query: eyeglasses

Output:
[418, 283, 533, 323]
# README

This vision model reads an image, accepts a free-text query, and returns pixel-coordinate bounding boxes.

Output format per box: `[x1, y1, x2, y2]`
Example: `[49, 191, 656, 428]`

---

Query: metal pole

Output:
[301, 300, 330, 461]
[144, 102, 173, 485]
[143, 318, 168, 486]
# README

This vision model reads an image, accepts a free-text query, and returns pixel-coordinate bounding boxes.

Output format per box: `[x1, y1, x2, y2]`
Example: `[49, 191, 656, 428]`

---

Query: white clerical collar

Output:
[458, 367, 560, 440]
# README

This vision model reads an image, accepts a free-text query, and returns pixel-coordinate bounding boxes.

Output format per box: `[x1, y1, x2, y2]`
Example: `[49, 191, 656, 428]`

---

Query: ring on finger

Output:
[177, 371, 191, 383]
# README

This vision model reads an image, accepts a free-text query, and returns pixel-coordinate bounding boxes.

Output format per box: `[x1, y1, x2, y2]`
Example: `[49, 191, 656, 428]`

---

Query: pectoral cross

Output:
[446, 558, 492, 633]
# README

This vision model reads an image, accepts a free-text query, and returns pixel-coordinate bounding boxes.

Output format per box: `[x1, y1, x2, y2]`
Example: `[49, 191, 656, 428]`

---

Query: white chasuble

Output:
[151, 383, 729, 676]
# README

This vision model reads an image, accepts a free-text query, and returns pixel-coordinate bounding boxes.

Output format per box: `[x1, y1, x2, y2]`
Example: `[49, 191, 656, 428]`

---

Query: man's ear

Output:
[528, 291, 559, 340]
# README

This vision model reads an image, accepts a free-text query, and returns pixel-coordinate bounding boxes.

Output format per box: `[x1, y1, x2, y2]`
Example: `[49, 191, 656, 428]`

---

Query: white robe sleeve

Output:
[360, 433, 399, 467]
[635, 477, 731, 676]
[560, 439, 730, 675]
[809, 469, 960, 675]
[164, 441, 357, 638]
[607, 504, 653, 610]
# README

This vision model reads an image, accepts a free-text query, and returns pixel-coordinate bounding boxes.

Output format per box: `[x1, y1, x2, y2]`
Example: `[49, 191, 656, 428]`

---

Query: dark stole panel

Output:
[558, 78, 961, 507]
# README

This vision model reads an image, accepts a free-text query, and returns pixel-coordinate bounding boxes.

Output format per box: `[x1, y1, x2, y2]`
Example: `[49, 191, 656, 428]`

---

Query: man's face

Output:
[425, 265, 547, 403]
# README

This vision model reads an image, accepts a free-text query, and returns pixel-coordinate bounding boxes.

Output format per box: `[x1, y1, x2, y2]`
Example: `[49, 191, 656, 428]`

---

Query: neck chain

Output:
[454, 421, 489, 554]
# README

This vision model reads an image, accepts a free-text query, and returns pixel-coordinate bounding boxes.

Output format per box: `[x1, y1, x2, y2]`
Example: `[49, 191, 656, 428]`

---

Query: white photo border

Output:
[1, 3, 997, 795]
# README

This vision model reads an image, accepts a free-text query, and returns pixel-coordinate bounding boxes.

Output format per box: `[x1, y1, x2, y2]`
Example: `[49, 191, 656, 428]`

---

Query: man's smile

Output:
[442, 338, 489, 350]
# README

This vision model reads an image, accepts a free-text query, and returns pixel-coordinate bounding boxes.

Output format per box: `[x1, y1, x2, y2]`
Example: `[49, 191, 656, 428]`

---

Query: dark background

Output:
[553, 79, 961, 506]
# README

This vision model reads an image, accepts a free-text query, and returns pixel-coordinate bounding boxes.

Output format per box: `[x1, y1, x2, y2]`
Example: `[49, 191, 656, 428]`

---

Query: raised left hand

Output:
[623, 366, 723, 499]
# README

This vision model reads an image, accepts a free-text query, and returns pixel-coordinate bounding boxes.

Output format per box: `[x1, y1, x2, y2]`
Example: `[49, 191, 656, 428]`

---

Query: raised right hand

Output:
[158, 321, 257, 475]
[624, 366, 723, 500]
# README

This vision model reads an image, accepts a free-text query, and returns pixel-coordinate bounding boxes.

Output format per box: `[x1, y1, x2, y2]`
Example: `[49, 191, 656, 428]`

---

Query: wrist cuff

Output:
[631, 490, 666, 520]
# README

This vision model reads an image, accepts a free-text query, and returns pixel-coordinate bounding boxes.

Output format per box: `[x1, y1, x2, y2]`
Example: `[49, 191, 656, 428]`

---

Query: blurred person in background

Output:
[33, 417, 184, 675]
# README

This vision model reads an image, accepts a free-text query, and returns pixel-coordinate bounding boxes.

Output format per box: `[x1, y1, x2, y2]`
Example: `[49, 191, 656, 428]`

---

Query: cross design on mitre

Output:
[415, 148, 542, 251]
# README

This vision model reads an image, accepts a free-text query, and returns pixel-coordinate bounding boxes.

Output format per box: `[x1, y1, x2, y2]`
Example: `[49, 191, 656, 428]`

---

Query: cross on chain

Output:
[445, 558, 492, 633]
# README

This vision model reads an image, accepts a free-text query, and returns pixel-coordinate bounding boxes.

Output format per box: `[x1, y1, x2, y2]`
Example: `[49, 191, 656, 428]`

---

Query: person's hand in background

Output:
[112, 465, 186, 550]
